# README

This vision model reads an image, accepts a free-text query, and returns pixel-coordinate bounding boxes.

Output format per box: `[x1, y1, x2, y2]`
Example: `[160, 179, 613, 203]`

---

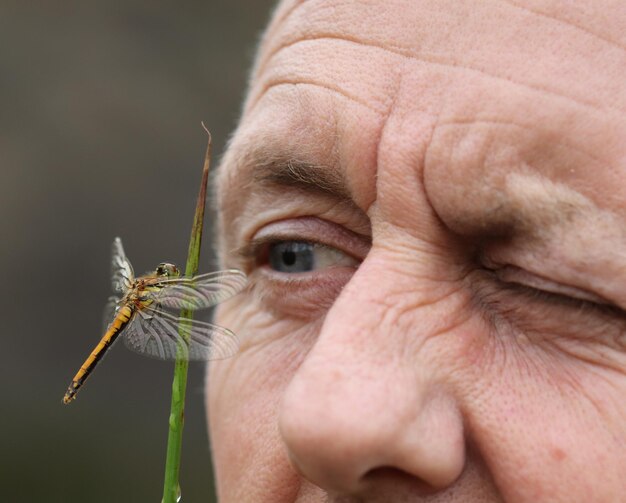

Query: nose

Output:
[278, 257, 467, 494]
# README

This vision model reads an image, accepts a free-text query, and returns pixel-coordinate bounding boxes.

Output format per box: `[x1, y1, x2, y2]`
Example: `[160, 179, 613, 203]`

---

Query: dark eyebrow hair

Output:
[251, 158, 353, 201]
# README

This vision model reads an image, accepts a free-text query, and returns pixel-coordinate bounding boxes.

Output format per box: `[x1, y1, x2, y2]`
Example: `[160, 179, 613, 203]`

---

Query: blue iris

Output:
[268, 241, 315, 273]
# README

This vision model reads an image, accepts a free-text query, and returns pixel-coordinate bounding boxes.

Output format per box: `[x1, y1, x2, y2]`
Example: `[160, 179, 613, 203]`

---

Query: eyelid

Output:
[486, 262, 611, 306]
[234, 216, 371, 264]
[230, 218, 366, 318]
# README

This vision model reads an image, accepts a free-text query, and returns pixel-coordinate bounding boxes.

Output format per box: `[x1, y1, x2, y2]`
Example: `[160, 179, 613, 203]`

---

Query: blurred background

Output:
[0, 1, 276, 501]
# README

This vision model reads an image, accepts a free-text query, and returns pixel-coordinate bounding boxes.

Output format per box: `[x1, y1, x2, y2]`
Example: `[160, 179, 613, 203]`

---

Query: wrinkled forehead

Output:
[222, 0, 626, 205]
[245, 0, 626, 114]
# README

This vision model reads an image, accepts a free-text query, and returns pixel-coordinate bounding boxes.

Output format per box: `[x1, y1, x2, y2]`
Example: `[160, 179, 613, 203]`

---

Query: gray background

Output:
[0, 1, 276, 501]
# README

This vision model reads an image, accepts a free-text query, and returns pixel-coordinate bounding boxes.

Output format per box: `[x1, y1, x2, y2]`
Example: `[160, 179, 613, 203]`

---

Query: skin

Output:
[207, 1, 626, 501]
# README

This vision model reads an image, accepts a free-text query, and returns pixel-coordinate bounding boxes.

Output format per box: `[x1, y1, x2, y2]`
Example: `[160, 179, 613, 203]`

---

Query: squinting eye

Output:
[489, 263, 610, 306]
[267, 240, 358, 273]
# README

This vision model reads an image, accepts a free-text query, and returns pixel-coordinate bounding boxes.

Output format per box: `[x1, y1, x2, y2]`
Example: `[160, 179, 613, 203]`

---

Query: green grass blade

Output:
[162, 126, 213, 503]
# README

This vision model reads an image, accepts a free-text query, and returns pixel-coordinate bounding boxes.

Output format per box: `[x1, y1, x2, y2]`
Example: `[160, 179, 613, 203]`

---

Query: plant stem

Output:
[162, 127, 212, 503]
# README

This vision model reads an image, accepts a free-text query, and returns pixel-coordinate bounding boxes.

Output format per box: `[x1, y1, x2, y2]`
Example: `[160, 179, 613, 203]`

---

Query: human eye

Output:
[240, 217, 367, 275]
[235, 217, 369, 317]
[266, 240, 358, 273]
[474, 258, 625, 343]
[486, 263, 611, 307]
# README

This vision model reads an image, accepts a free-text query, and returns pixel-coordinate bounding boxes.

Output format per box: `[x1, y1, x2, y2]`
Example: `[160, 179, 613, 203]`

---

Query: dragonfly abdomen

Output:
[63, 304, 134, 404]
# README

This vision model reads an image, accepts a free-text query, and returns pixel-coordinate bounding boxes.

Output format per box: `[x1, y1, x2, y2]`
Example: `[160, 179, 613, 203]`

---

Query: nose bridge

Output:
[279, 247, 467, 492]
[313, 243, 458, 394]
[320, 244, 462, 364]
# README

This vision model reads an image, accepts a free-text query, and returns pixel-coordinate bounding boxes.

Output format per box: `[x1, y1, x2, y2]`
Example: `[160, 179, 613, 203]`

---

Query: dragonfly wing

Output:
[122, 306, 240, 361]
[102, 296, 121, 333]
[111, 237, 135, 293]
[148, 269, 247, 310]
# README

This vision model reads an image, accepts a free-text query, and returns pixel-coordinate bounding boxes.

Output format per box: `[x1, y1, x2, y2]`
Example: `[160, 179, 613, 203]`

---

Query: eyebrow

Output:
[504, 172, 593, 230]
[250, 157, 353, 202]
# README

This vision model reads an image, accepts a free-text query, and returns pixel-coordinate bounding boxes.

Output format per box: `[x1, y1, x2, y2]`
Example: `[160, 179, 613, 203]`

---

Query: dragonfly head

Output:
[155, 262, 180, 278]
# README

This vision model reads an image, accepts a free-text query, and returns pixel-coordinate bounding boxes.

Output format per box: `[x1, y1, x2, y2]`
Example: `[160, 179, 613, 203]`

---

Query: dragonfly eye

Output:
[156, 262, 179, 277]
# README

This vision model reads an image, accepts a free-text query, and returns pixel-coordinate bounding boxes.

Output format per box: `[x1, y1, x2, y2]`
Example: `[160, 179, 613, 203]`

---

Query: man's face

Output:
[207, 1, 626, 501]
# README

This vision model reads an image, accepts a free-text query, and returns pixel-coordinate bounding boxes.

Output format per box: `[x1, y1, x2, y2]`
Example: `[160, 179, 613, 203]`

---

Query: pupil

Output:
[268, 241, 315, 273]
[282, 250, 296, 266]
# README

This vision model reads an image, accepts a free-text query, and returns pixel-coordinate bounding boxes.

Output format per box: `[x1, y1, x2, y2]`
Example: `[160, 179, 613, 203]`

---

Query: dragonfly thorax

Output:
[155, 262, 180, 278]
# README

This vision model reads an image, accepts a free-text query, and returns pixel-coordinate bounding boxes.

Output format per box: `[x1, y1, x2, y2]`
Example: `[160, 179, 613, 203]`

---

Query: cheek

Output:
[466, 350, 626, 501]
[206, 298, 319, 500]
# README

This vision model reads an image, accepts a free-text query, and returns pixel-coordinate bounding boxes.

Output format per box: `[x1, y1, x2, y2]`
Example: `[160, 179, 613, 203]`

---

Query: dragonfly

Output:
[63, 237, 247, 404]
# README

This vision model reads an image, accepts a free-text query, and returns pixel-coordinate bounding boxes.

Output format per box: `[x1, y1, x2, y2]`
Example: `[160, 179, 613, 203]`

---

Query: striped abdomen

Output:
[63, 304, 134, 404]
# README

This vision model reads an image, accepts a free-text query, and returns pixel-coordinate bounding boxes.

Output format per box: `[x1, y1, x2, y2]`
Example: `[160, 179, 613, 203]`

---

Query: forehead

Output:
[247, 0, 626, 115]
[218, 0, 626, 229]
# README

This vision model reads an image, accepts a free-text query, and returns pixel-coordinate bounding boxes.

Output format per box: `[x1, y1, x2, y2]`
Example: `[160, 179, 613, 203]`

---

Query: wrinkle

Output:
[248, 80, 385, 117]
[369, 60, 403, 215]
[498, 0, 626, 54]
[385, 284, 470, 327]
[363, 276, 471, 352]
[543, 330, 626, 377]
[252, 0, 307, 80]
[376, 281, 465, 315]
[256, 34, 624, 118]
[437, 118, 612, 172]
[270, 0, 306, 35]
[258, 31, 412, 80]
[378, 290, 476, 370]
[539, 340, 621, 417]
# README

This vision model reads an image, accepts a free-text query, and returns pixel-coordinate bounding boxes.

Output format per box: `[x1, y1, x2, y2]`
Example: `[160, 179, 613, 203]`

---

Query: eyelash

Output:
[484, 269, 621, 319]
[238, 237, 357, 272]
[238, 237, 304, 264]
[472, 247, 620, 312]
